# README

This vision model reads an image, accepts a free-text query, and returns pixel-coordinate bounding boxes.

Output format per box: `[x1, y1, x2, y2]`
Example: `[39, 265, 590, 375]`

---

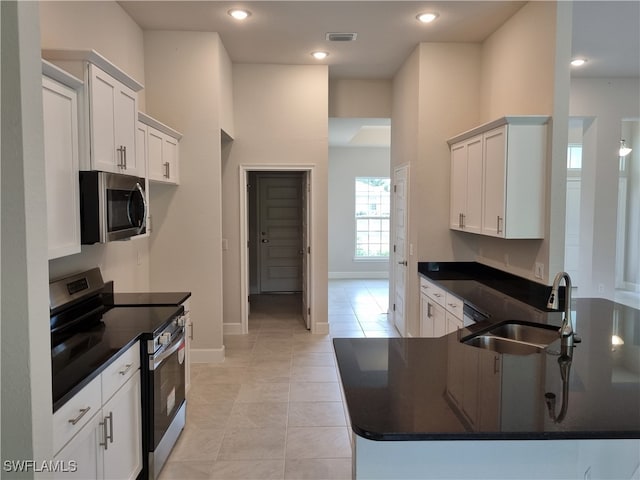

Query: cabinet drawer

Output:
[445, 292, 463, 319]
[53, 374, 101, 455]
[101, 342, 140, 403]
[419, 278, 446, 306]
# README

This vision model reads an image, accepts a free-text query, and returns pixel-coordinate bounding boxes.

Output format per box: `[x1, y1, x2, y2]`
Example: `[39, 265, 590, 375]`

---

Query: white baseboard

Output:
[312, 321, 330, 335]
[329, 271, 389, 279]
[223, 322, 244, 335]
[190, 346, 225, 363]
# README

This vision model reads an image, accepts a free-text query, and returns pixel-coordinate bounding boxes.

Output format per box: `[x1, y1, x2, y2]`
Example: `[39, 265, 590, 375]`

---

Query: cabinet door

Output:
[465, 136, 483, 234]
[42, 76, 81, 259]
[482, 126, 507, 237]
[163, 135, 179, 184]
[446, 312, 463, 335]
[54, 414, 103, 480]
[147, 127, 165, 181]
[477, 351, 501, 430]
[102, 373, 142, 480]
[88, 64, 118, 173]
[114, 84, 138, 175]
[431, 301, 447, 338]
[450, 142, 467, 230]
[462, 347, 479, 426]
[136, 122, 147, 178]
[420, 294, 433, 337]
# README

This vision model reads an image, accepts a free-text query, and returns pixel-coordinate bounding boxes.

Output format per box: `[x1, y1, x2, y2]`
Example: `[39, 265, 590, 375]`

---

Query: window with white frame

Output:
[355, 177, 391, 259]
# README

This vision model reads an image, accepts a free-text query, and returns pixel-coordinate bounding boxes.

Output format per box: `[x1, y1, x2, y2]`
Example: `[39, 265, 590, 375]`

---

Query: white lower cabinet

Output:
[419, 278, 463, 338]
[53, 342, 141, 480]
[102, 374, 142, 480]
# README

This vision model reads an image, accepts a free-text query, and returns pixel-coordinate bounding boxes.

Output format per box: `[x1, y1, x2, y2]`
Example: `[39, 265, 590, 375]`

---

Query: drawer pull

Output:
[448, 303, 457, 308]
[434, 293, 443, 298]
[68, 407, 91, 426]
[119, 363, 134, 376]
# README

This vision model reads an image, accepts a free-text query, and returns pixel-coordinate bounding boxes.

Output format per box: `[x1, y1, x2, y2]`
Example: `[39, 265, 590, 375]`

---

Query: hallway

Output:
[160, 279, 395, 479]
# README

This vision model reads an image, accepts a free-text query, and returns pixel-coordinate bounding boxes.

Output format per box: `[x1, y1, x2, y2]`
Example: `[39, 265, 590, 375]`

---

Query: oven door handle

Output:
[150, 332, 185, 371]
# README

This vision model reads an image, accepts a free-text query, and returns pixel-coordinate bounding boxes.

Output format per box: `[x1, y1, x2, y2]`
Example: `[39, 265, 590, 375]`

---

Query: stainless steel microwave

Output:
[79, 171, 147, 244]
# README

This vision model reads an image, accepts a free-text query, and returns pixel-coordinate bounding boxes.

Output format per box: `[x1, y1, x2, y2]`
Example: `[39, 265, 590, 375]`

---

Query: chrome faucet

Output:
[547, 271, 577, 347]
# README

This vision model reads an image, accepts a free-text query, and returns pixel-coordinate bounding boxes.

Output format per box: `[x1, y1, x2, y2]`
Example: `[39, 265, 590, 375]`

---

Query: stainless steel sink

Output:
[464, 335, 544, 355]
[462, 320, 560, 355]
[484, 322, 560, 348]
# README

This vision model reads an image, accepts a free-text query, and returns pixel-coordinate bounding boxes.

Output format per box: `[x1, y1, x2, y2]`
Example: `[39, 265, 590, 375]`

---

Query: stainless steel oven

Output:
[79, 171, 147, 243]
[145, 314, 187, 479]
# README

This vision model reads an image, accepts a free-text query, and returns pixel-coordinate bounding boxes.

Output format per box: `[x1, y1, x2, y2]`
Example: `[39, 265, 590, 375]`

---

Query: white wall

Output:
[39, 0, 146, 109]
[143, 31, 227, 362]
[474, 1, 570, 283]
[40, 0, 151, 290]
[329, 79, 392, 118]
[329, 146, 390, 278]
[569, 77, 640, 298]
[1, 0, 54, 464]
[222, 64, 329, 334]
[391, 2, 571, 336]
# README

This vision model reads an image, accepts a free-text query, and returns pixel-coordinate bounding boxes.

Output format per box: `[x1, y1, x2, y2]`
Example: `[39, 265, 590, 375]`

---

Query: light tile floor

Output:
[160, 279, 395, 480]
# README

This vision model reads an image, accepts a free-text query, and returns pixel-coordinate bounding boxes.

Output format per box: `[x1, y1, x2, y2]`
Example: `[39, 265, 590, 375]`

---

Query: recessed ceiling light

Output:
[228, 9, 251, 20]
[311, 51, 329, 60]
[416, 12, 439, 23]
[571, 58, 587, 67]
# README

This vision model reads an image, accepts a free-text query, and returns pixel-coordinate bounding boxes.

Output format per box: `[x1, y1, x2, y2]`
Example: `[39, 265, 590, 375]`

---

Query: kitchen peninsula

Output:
[334, 263, 640, 479]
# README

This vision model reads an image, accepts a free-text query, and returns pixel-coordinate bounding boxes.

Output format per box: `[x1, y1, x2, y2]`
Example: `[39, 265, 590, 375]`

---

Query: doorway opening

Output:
[239, 166, 313, 334]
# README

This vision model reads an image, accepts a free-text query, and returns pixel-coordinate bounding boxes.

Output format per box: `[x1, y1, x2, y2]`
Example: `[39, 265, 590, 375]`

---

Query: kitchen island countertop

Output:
[334, 296, 640, 441]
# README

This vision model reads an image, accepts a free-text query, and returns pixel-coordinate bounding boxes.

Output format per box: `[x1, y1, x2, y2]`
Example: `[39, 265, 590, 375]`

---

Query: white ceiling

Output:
[119, 1, 526, 79]
[119, 1, 639, 80]
[119, 1, 639, 146]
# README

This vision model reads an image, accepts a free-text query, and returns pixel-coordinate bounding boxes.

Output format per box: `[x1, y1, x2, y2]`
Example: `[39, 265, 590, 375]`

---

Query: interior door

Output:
[301, 172, 311, 328]
[258, 174, 303, 293]
[393, 165, 408, 336]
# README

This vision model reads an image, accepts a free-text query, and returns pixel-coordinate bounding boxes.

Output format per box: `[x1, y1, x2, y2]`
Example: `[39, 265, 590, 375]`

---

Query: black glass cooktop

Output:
[51, 304, 183, 412]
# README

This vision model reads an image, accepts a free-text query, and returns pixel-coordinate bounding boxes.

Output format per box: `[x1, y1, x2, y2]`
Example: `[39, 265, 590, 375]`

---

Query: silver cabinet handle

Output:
[164, 161, 170, 178]
[461, 213, 465, 228]
[448, 303, 457, 309]
[397, 260, 407, 266]
[497, 216, 503, 234]
[116, 146, 125, 168]
[459, 212, 463, 228]
[123, 145, 127, 169]
[68, 407, 91, 425]
[434, 293, 443, 298]
[190, 322, 194, 340]
[427, 302, 433, 318]
[118, 363, 133, 376]
[99, 412, 113, 449]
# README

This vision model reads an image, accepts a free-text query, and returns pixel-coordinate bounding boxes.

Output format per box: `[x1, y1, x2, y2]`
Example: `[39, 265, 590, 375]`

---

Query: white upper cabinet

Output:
[42, 49, 144, 176]
[448, 116, 549, 239]
[450, 135, 483, 234]
[42, 61, 83, 260]
[89, 64, 139, 175]
[139, 112, 182, 185]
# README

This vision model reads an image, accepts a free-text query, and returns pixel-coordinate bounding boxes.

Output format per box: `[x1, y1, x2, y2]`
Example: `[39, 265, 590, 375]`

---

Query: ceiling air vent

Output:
[326, 32, 358, 42]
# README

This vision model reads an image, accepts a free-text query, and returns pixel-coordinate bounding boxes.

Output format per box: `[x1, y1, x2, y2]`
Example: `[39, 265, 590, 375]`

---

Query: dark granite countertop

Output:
[51, 305, 183, 412]
[334, 270, 640, 441]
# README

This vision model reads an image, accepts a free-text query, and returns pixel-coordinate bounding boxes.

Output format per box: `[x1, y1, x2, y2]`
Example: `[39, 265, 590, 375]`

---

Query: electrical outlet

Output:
[534, 262, 544, 279]
[598, 283, 605, 294]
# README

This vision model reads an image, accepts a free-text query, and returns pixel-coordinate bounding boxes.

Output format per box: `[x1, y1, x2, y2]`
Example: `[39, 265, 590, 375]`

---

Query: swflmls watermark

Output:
[3, 460, 78, 473]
